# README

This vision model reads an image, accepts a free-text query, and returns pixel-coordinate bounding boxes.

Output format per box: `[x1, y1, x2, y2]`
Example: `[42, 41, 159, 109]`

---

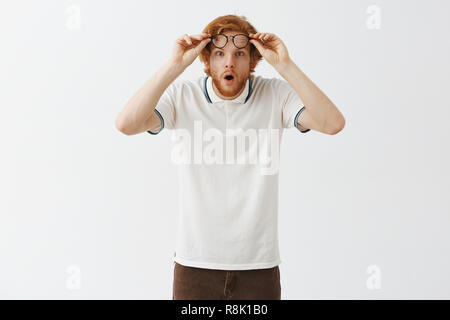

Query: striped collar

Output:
[203, 75, 253, 104]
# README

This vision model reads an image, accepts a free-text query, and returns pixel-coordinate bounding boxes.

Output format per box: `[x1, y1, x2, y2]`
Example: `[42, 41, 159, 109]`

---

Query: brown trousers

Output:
[172, 262, 281, 300]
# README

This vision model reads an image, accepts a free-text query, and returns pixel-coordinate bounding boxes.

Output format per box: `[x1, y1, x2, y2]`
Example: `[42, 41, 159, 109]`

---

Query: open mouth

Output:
[224, 74, 235, 83]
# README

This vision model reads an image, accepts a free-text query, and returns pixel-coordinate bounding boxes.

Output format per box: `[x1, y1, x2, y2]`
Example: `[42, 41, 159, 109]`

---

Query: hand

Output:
[249, 33, 291, 70]
[170, 33, 211, 70]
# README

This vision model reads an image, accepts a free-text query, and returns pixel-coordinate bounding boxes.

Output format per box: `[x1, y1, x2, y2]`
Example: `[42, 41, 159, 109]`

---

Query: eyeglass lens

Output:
[212, 34, 249, 49]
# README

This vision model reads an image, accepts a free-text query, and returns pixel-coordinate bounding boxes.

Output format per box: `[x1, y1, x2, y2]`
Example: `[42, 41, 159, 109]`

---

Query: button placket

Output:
[225, 102, 231, 129]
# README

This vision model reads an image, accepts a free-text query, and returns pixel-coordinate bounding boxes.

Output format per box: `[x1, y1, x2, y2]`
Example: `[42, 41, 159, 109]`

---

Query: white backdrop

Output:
[1, 0, 449, 299]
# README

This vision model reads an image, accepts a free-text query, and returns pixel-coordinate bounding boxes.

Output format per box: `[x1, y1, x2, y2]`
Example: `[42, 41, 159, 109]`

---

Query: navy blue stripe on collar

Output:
[203, 76, 212, 103]
[245, 76, 253, 103]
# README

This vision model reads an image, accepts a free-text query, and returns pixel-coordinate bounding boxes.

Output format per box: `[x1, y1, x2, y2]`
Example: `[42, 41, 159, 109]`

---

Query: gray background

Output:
[1, 0, 449, 299]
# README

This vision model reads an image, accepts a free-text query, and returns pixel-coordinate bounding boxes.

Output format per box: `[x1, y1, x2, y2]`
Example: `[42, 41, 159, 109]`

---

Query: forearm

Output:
[276, 59, 345, 134]
[115, 59, 184, 134]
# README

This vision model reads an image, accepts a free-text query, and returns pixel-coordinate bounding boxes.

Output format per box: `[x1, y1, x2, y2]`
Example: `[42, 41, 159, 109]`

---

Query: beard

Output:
[211, 71, 249, 98]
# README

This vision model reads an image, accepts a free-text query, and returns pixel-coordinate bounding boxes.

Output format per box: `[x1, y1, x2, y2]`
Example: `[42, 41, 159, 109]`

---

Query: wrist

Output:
[275, 58, 294, 76]
[165, 59, 186, 75]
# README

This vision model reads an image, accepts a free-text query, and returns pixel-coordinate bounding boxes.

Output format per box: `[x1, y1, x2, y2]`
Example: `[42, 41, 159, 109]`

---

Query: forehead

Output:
[222, 30, 242, 36]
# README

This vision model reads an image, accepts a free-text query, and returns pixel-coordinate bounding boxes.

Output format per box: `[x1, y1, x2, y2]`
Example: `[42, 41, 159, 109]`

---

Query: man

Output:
[115, 15, 345, 300]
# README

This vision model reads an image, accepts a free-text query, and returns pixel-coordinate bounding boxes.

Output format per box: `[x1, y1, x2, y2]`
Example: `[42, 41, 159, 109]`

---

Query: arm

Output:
[249, 32, 345, 135]
[115, 60, 183, 135]
[276, 59, 345, 135]
[115, 33, 211, 135]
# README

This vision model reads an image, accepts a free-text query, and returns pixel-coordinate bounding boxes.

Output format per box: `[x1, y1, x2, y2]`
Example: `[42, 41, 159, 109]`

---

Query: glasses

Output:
[209, 33, 250, 49]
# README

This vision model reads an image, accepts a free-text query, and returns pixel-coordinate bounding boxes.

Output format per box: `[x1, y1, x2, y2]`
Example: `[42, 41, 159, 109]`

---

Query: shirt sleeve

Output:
[147, 82, 177, 135]
[278, 79, 311, 133]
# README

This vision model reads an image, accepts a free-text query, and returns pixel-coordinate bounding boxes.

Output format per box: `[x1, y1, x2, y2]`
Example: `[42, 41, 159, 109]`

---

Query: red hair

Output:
[199, 14, 263, 77]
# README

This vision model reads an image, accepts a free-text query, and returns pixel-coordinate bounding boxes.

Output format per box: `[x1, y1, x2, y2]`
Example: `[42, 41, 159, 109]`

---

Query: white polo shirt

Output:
[148, 74, 310, 270]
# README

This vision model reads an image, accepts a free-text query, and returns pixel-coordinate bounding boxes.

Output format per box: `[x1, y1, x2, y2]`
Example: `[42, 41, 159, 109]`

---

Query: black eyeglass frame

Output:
[208, 33, 251, 49]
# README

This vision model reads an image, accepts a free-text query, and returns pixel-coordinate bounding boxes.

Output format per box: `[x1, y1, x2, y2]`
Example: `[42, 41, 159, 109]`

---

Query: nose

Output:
[225, 54, 235, 69]
[223, 49, 236, 69]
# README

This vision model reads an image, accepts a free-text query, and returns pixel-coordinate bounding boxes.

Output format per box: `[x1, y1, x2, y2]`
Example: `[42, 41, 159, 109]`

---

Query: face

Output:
[207, 30, 254, 99]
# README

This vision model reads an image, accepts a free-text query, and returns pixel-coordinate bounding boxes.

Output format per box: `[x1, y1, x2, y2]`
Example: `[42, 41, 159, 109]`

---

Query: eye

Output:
[216, 51, 224, 56]
[236, 51, 244, 56]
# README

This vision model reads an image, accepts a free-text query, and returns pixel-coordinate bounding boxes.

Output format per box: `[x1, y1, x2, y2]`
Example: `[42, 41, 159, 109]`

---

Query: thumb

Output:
[195, 37, 211, 54]
[250, 39, 264, 53]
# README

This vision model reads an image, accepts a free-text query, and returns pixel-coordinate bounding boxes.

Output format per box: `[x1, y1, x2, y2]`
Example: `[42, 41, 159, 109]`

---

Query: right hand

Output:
[170, 33, 211, 70]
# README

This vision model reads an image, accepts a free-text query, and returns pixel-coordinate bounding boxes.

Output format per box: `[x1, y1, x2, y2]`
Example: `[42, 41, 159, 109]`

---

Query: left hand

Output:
[249, 32, 291, 69]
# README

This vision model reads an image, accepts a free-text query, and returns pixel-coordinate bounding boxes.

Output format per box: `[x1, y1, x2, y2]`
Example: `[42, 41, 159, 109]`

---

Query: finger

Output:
[257, 33, 266, 44]
[177, 33, 189, 41]
[249, 38, 264, 52]
[183, 34, 192, 46]
[190, 33, 207, 41]
[250, 32, 265, 42]
[185, 34, 193, 45]
[195, 37, 211, 53]
[193, 34, 211, 43]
